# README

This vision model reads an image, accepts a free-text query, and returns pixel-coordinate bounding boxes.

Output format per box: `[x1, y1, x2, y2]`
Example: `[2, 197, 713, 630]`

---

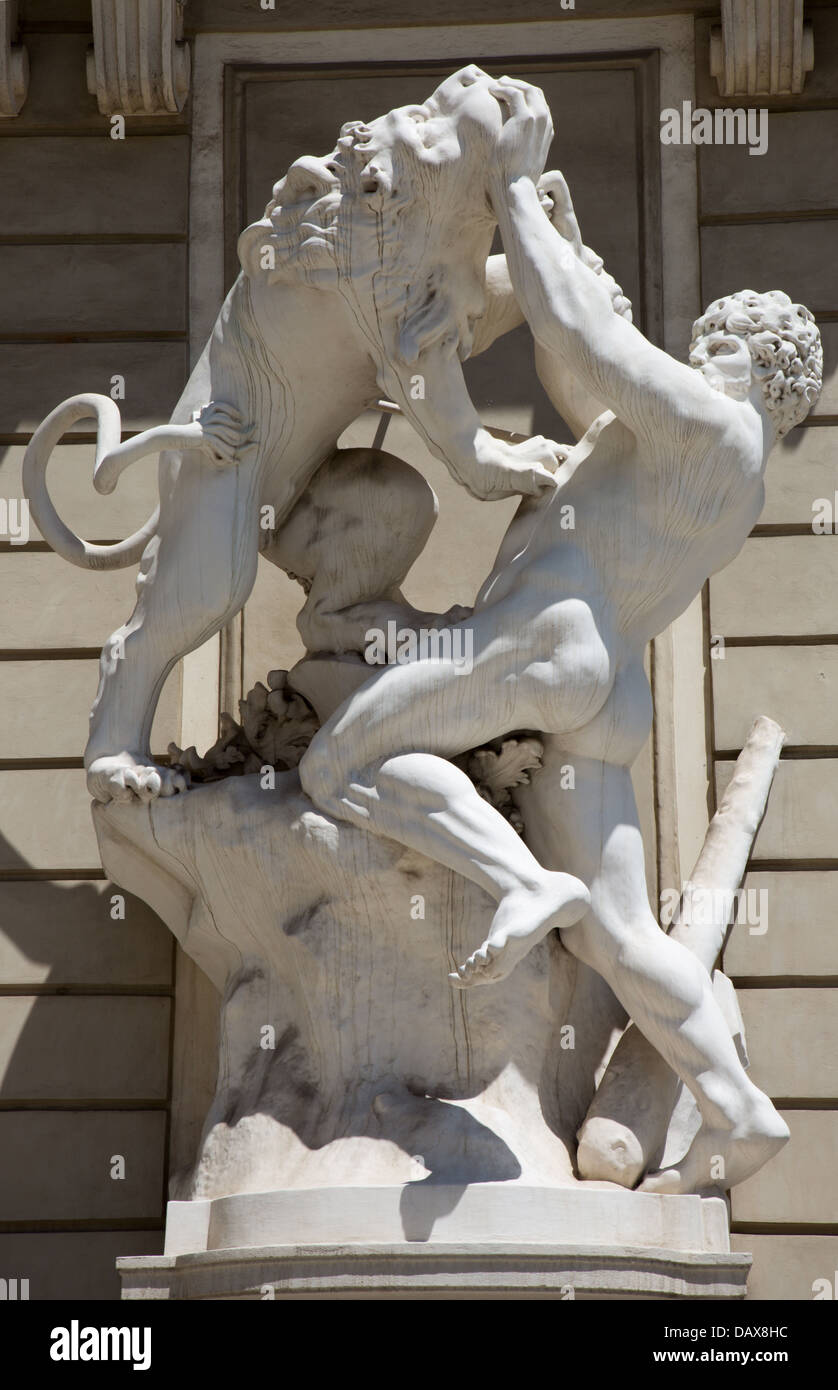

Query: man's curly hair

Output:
[690, 290, 822, 438]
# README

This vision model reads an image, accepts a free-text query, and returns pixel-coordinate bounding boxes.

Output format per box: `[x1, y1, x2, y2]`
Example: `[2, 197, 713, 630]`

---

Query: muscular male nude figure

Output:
[299, 77, 823, 1193]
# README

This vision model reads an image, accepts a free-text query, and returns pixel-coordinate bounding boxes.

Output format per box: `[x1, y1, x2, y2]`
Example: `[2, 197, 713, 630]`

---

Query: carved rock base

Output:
[98, 774, 748, 1300]
[95, 773, 627, 1197]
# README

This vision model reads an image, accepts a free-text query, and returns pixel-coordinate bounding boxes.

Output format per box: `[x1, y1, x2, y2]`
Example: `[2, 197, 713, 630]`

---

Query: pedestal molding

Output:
[118, 1242, 752, 1301]
[162, 1186, 732, 1257]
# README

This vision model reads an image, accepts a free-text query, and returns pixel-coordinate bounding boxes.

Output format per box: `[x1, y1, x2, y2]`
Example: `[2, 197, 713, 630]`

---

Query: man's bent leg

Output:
[299, 648, 590, 982]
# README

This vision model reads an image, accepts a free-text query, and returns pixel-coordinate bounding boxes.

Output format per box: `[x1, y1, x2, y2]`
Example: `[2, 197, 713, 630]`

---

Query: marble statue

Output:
[24, 65, 560, 806]
[20, 69, 825, 1289]
[297, 75, 823, 1196]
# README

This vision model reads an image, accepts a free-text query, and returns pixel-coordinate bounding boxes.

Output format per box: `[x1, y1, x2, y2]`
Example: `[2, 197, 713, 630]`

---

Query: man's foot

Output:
[450, 872, 590, 988]
[87, 752, 189, 805]
[638, 1092, 789, 1194]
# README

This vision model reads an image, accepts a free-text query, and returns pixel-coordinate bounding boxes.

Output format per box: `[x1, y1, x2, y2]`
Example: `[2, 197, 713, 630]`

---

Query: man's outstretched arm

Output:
[473, 184, 630, 441]
[497, 176, 726, 444]
[486, 82, 731, 443]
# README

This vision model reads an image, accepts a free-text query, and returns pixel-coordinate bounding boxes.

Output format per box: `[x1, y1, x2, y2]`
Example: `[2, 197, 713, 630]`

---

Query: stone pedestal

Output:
[98, 772, 749, 1301]
[94, 773, 627, 1198]
[117, 1187, 748, 1299]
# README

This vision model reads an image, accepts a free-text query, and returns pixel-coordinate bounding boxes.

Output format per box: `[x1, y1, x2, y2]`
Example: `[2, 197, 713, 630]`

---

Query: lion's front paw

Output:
[87, 753, 189, 805]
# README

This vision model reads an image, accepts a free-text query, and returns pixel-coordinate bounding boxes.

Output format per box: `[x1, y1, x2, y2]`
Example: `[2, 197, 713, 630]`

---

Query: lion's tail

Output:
[22, 394, 159, 571]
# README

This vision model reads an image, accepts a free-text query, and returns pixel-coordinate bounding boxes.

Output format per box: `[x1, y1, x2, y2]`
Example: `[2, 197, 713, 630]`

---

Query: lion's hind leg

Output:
[86, 453, 261, 804]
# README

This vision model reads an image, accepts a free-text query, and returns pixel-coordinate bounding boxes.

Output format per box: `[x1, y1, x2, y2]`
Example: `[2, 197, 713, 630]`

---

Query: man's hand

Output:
[537, 170, 584, 254]
[538, 169, 633, 323]
[488, 77, 553, 196]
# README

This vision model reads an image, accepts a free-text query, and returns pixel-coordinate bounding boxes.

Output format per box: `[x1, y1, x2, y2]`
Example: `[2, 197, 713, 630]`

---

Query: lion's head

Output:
[238, 66, 511, 367]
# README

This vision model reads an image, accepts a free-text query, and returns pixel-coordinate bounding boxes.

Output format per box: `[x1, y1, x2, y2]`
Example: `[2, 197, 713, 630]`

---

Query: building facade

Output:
[0, 0, 836, 1299]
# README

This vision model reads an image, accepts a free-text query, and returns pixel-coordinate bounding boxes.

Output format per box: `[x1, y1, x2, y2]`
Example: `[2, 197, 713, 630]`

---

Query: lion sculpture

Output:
[24, 66, 565, 804]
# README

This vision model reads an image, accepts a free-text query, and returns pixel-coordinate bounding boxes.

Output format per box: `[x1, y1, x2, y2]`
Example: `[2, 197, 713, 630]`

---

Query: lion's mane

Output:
[236, 120, 493, 371]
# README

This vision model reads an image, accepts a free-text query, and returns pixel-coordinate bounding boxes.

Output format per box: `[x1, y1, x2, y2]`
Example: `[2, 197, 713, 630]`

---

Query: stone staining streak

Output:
[710, 0, 814, 98]
[87, 0, 191, 116]
[0, 1, 28, 118]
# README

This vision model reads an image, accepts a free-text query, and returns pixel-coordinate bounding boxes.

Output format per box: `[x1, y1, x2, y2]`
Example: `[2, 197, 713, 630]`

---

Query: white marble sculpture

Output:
[23, 70, 823, 1236]
[24, 65, 560, 806]
[297, 76, 822, 1194]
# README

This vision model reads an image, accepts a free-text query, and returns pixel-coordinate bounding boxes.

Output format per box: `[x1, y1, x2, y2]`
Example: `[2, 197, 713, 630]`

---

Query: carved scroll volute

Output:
[710, 0, 814, 97]
[0, 1, 29, 118]
[87, 0, 191, 116]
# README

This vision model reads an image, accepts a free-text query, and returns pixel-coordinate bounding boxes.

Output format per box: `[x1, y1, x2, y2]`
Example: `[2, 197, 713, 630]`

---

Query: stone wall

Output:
[0, 6, 188, 1298]
[0, 0, 835, 1300]
[694, 11, 838, 1299]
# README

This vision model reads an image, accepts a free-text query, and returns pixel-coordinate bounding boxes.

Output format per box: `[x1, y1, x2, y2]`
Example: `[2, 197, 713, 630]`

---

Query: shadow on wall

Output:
[464, 320, 578, 443]
[0, 828, 174, 1298]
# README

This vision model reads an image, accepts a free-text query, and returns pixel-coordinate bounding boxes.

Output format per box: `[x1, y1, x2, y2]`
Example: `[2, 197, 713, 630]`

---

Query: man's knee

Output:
[561, 904, 656, 972]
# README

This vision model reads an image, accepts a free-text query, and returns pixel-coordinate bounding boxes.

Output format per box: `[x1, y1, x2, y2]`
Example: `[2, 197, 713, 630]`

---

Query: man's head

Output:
[689, 290, 822, 438]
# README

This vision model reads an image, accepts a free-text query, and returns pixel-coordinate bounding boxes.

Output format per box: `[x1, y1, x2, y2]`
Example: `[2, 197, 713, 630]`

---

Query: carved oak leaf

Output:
[467, 737, 544, 800]
[462, 736, 544, 837]
[238, 681, 271, 750]
[170, 676, 544, 835]
[170, 672, 320, 782]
